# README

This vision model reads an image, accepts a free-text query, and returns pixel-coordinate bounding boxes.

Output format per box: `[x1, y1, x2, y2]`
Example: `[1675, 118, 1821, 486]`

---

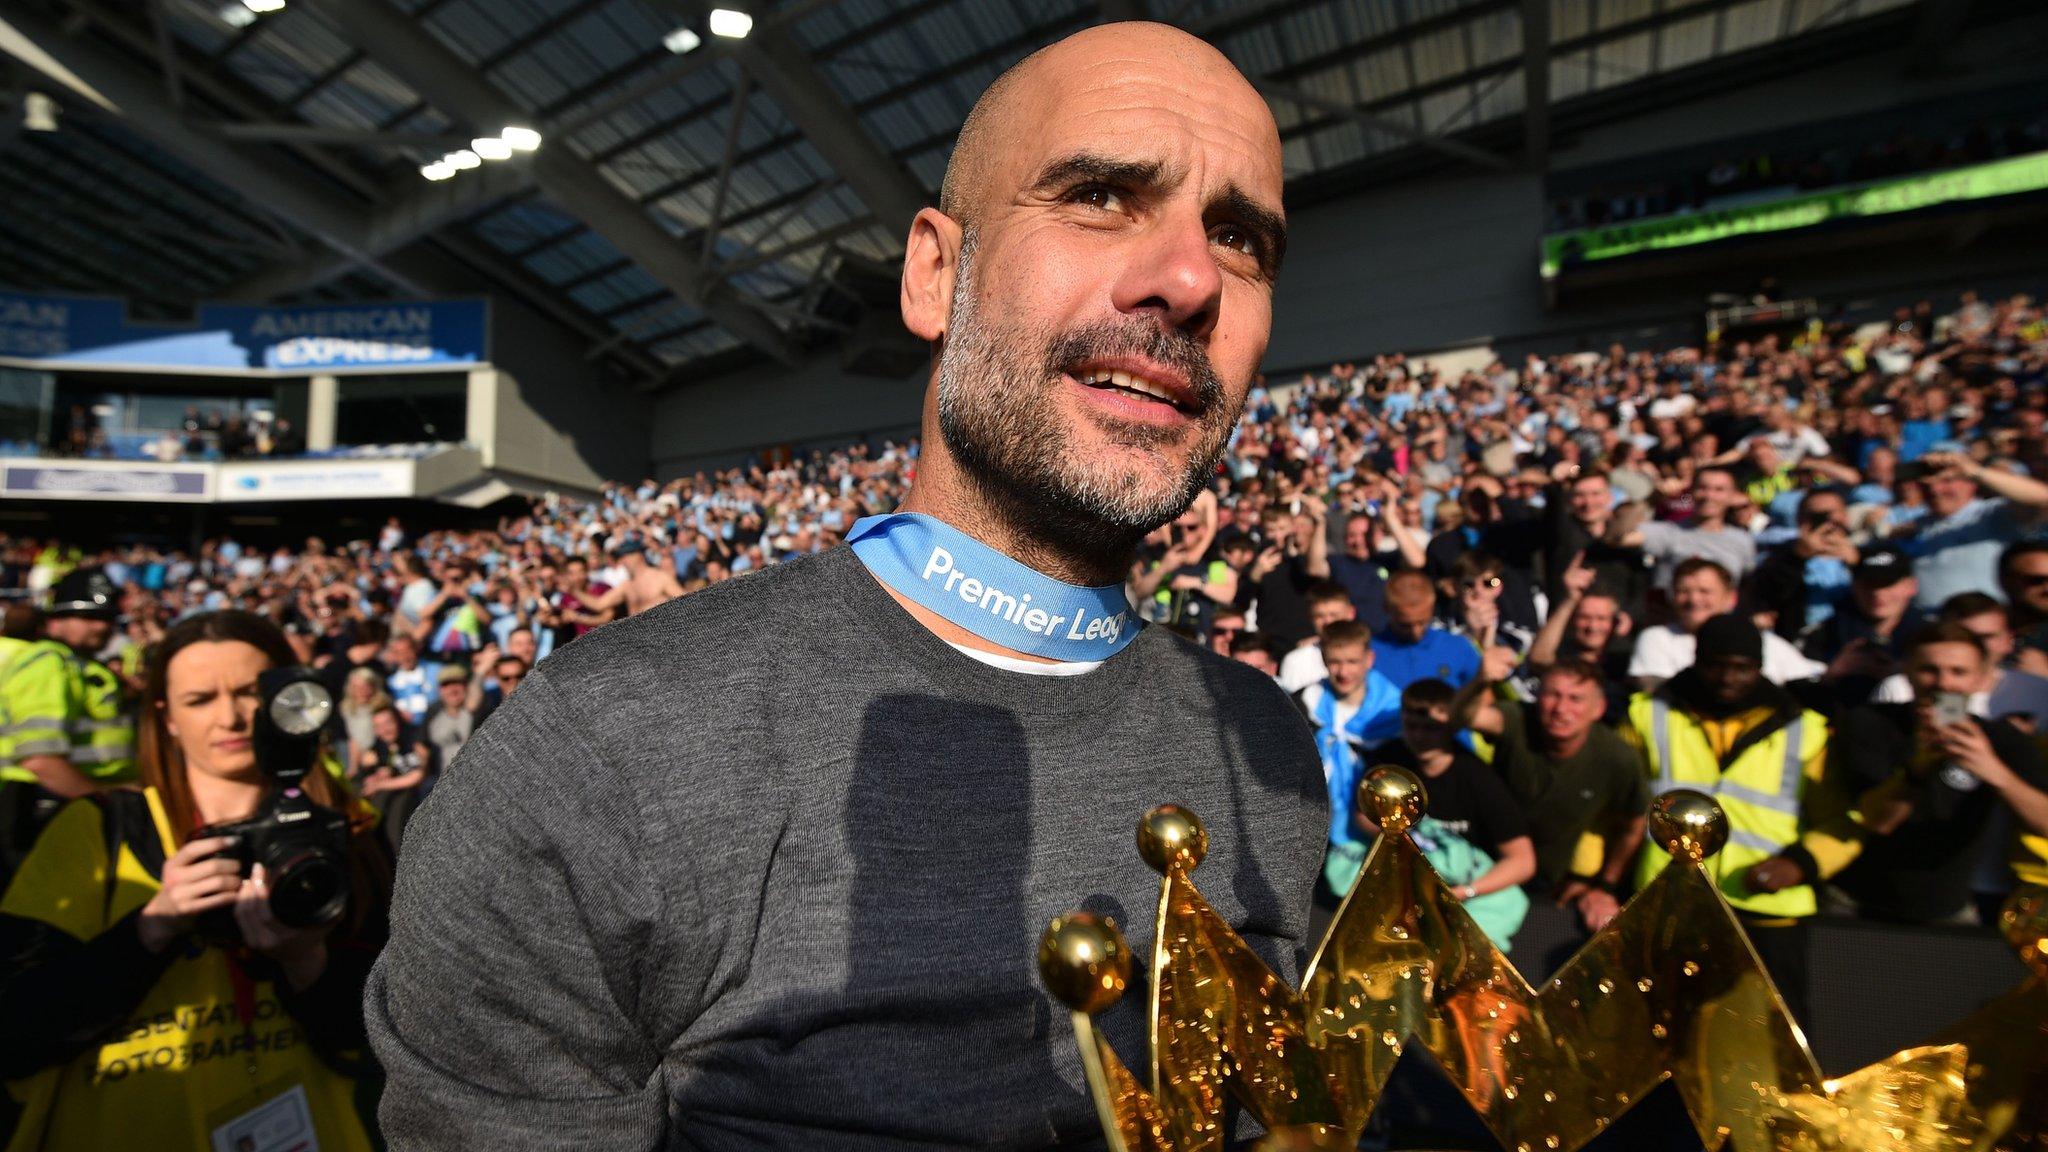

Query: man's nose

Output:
[1110, 210, 1223, 338]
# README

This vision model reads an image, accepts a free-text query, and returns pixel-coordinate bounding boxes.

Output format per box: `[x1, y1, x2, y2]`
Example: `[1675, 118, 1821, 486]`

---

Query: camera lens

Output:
[266, 848, 349, 928]
[269, 680, 334, 737]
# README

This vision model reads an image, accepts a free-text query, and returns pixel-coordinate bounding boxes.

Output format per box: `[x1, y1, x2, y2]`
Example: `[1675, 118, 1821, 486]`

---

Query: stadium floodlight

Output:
[445, 149, 481, 170]
[499, 125, 542, 151]
[219, 3, 258, 27]
[707, 8, 753, 38]
[662, 26, 702, 54]
[472, 136, 514, 161]
[420, 161, 455, 181]
[243, 0, 287, 12]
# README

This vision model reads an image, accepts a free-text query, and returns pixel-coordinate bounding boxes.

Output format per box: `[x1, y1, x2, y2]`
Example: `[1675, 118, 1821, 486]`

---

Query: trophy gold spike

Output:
[1038, 766, 2048, 1152]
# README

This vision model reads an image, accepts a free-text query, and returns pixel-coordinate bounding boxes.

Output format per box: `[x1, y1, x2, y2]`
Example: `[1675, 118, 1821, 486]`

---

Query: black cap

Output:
[1854, 545, 1913, 586]
[1217, 529, 1257, 552]
[1695, 614, 1763, 664]
[47, 568, 119, 620]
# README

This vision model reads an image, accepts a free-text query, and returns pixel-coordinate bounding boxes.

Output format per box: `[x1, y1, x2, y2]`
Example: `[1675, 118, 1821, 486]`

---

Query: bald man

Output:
[368, 23, 1323, 1149]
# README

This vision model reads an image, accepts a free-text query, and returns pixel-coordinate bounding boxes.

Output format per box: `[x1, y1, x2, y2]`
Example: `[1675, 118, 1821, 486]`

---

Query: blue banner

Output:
[0, 290, 488, 373]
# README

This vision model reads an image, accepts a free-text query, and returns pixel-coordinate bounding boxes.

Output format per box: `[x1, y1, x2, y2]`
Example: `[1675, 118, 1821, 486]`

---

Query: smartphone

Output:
[1289, 498, 1302, 515]
[1932, 691, 1971, 728]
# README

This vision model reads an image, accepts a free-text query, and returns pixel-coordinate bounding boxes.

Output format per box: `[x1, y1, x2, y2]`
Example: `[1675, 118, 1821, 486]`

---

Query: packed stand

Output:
[0, 289, 2042, 1061]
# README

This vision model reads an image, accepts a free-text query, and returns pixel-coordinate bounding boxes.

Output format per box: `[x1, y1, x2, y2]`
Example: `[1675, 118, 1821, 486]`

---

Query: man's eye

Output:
[1069, 184, 1123, 212]
[1213, 224, 1259, 257]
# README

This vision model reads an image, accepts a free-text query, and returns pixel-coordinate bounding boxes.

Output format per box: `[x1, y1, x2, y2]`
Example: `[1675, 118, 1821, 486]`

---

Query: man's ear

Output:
[900, 207, 963, 343]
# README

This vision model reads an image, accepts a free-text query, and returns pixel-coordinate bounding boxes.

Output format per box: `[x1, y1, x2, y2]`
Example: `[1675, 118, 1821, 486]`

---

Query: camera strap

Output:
[846, 512, 1140, 661]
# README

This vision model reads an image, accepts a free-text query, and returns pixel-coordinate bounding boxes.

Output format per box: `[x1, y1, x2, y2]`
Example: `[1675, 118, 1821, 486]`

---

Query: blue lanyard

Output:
[846, 513, 1140, 661]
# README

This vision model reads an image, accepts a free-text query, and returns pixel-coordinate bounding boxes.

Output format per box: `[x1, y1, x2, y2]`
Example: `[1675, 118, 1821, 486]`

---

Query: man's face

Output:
[507, 630, 538, 664]
[1698, 654, 1762, 706]
[1324, 642, 1370, 696]
[1209, 615, 1244, 656]
[1570, 594, 1618, 652]
[386, 638, 417, 669]
[1567, 476, 1610, 524]
[1233, 645, 1277, 677]
[1907, 641, 1989, 702]
[1925, 468, 1978, 518]
[1343, 516, 1372, 559]
[1385, 583, 1434, 642]
[1672, 571, 1734, 632]
[1692, 470, 1737, 516]
[1400, 701, 1453, 751]
[1308, 597, 1355, 635]
[929, 28, 1284, 544]
[1851, 574, 1917, 621]
[2005, 553, 2048, 618]
[1221, 541, 1255, 571]
[1537, 673, 1601, 743]
[495, 659, 527, 695]
[1956, 610, 2014, 666]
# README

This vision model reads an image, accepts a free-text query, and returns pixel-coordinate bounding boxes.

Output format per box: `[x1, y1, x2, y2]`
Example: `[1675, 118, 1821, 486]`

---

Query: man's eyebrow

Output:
[1211, 184, 1288, 274]
[1028, 153, 1173, 195]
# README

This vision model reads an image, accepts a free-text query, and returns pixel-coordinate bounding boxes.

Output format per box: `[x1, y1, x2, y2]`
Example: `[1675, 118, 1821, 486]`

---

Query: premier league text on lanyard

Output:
[846, 513, 1140, 661]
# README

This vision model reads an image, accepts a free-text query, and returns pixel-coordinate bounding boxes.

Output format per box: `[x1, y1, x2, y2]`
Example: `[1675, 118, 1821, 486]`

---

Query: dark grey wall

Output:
[486, 290, 652, 485]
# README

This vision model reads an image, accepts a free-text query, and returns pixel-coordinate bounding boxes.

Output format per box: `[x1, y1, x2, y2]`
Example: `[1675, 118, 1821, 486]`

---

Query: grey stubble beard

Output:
[934, 231, 1238, 570]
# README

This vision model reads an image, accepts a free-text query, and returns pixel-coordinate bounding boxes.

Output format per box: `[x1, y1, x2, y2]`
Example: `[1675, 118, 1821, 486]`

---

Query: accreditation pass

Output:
[209, 1082, 318, 1152]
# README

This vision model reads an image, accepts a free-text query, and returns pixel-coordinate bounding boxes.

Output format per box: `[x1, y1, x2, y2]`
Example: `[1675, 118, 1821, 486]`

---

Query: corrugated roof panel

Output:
[1468, 7, 1522, 67]
[338, 60, 423, 122]
[1332, 0, 1408, 43]
[1597, 0, 1657, 31]
[907, 150, 948, 189]
[1591, 30, 1652, 88]
[525, 229, 625, 283]
[221, 35, 317, 103]
[1408, 25, 1468, 86]
[1226, 24, 1287, 76]
[162, 3, 237, 57]
[1721, 0, 1789, 53]
[1280, 134, 1316, 179]
[1657, 10, 1719, 71]
[1348, 46, 1411, 101]
[1475, 71, 1525, 124]
[242, 8, 352, 80]
[1550, 0, 1591, 41]
[1550, 47, 1591, 100]
[1416, 86, 1477, 134]
[472, 203, 581, 252]
[424, 0, 529, 65]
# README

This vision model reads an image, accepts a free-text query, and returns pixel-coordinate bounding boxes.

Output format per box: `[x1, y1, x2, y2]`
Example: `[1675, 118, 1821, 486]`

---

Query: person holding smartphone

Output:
[1760, 622, 2048, 925]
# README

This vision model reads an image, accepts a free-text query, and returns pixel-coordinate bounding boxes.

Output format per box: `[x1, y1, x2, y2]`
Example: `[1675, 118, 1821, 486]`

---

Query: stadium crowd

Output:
[3, 287, 2046, 1033]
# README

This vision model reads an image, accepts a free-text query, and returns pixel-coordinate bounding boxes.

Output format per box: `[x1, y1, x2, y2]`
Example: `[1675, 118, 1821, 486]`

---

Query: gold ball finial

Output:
[1647, 790, 1728, 863]
[1997, 885, 2048, 977]
[1038, 912, 1132, 1015]
[1362, 766, 1426, 835]
[1137, 805, 1208, 874]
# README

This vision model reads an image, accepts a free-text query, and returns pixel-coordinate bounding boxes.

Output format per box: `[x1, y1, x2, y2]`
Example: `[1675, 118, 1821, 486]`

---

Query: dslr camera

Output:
[193, 667, 353, 940]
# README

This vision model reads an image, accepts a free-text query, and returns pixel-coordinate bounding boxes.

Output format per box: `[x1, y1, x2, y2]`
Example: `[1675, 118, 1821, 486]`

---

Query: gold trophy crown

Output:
[1037, 766, 2048, 1152]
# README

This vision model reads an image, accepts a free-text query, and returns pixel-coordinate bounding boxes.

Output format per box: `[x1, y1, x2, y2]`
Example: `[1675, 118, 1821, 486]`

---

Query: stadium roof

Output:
[0, 0, 1982, 390]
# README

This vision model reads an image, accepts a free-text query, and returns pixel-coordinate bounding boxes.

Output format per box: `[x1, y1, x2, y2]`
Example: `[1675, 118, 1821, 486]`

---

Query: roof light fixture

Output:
[472, 135, 513, 161]
[445, 149, 481, 170]
[662, 26, 702, 54]
[707, 8, 753, 38]
[244, 0, 287, 13]
[499, 125, 542, 151]
[219, 3, 258, 27]
[420, 161, 455, 181]
[22, 92, 59, 133]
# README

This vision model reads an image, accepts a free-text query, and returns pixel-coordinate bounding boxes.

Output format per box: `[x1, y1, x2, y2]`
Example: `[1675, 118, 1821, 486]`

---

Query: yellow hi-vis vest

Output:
[0, 789, 375, 1152]
[1630, 694, 1829, 918]
[0, 641, 136, 787]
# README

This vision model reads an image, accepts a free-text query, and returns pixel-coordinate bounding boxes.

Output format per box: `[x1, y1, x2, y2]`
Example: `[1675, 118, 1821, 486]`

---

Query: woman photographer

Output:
[0, 610, 389, 1150]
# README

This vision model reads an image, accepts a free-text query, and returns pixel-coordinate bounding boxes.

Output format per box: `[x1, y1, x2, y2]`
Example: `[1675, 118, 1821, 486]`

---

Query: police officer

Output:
[0, 567, 135, 880]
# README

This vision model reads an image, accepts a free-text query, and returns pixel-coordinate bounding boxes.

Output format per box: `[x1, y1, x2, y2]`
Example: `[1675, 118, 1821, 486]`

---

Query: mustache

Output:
[1043, 319, 1223, 413]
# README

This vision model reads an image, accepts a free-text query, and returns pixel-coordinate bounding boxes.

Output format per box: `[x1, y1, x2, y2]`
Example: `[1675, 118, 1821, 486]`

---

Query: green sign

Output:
[1539, 150, 2048, 280]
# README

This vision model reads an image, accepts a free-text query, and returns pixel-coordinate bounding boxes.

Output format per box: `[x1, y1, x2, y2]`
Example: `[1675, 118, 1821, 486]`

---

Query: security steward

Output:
[1620, 614, 1865, 1029]
[0, 568, 135, 883]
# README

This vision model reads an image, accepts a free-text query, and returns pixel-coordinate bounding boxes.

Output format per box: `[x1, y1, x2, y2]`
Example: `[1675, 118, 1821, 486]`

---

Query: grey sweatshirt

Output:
[366, 546, 1326, 1149]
